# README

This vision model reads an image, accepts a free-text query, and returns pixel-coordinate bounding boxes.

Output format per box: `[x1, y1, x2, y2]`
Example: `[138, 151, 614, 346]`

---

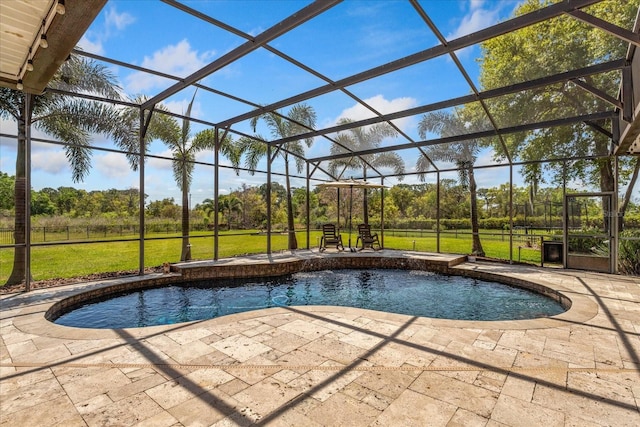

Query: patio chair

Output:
[319, 224, 344, 252]
[356, 223, 381, 251]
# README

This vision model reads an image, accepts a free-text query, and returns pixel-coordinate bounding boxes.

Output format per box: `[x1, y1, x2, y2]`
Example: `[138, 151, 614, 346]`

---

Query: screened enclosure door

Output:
[564, 193, 614, 273]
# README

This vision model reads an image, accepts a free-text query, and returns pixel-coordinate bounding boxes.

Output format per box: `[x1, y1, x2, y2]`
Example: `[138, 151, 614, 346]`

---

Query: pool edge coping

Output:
[5, 251, 600, 339]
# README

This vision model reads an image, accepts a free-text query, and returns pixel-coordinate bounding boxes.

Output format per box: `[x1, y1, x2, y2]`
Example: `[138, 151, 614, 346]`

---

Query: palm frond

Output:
[50, 55, 122, 100]
[416, 154, 432, 182]
[180, 89, 198, 146]
[238, 136, 268, 173]
[0, 88, 22, 119]
[372, 152, 405, 178]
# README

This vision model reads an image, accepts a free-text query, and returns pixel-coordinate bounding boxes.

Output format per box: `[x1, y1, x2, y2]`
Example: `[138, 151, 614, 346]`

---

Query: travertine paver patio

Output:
[1, 251, 639, 426]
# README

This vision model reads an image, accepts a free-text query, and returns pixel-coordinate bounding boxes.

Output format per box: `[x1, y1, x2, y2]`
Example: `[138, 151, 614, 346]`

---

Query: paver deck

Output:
[1, 250, 639, 426]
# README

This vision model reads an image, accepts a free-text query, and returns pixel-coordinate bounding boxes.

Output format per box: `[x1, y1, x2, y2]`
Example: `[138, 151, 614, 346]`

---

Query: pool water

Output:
[53, 269, 565, 328]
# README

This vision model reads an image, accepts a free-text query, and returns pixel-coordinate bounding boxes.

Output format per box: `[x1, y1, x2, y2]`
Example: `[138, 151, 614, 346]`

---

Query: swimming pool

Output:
[52, 269, 566, 328]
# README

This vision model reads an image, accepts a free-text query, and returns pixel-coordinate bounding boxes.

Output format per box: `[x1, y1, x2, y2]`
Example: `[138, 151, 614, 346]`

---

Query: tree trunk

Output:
[469, 166, 485, 256]
[284, 159, 297, 250]
[6, 94, 32, 286]
[180, 162, 191, 261]
[620, 157, 640, 231]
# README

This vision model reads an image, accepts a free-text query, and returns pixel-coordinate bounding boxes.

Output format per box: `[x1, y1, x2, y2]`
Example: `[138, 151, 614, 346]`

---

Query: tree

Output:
[292, 187, 318, 225]
[197, 198, 216, 223]
[239, 104, 317, 249]
[388, 185, 415, 218]
[478, 0, 638, 228]
[147, 198, 180, 219]
[328, 118, 405, 223]
[0, 55, 138, 286]
[0, 172, 14, 211]
[30, 191, 56, 216]
[151, 90, 240, 261]
[218, 194, 243, 230]
[417, 110, 485, 256]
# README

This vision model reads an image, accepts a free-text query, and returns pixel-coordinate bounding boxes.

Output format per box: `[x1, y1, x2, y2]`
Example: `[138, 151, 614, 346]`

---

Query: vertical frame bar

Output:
[622, 65, 633, 122]
[138, 107, 145, 275]
[612, 157, 619, 273]
[380, 178, 385, 248]
[562, 160, 568, 269]
[214, 128, 220, 260]
[509, 164, 513, 264]
[266, 144, 272, 254]
[436, 172, 440, 253]
[24, 94, 32, 292]
[306, 162, 310, 249]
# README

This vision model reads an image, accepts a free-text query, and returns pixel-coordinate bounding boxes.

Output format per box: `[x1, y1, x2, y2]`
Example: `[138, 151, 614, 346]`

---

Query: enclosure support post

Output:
[613, 156, 619, 273]
[138, 107, 146, 276]
[337, 189, 340, 231]
[509, 165, 513, 264]
[562, 160, 568, 269]
[380, 177, 385, 248]
[306, 162, 310, 250]
[266, 144, 272, 254]
[24, 94, 32, 292]
[214, 128, 220, 260]
[436, 172, 441, 253]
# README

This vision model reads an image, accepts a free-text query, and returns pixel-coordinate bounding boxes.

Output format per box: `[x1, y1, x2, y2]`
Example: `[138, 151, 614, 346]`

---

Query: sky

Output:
[1, 0, 633, 206]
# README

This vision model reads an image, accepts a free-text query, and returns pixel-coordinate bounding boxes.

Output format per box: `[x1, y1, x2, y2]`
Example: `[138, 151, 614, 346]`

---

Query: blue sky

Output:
[3, 0, 624, 206]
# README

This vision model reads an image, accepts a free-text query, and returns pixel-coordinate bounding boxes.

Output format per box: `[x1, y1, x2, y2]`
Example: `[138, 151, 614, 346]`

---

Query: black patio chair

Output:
[356, 223, 381, 251]
[319, 224, 344, 252]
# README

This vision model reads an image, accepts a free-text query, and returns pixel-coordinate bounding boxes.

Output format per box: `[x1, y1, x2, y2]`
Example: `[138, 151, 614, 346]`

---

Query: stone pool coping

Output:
[7, 250, 598, 340]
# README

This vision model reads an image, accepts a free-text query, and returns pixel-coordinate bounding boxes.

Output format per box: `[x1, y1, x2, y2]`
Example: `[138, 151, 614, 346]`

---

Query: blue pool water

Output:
[53, 269, 565, 328]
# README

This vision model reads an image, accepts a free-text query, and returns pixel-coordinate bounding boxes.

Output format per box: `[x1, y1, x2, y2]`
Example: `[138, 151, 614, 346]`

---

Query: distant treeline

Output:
[1, 172, 638, 230]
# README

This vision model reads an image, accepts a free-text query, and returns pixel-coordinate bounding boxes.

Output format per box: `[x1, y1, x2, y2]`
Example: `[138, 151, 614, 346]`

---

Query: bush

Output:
[622, 214, 640, 229]
[619, 230, 640, 276]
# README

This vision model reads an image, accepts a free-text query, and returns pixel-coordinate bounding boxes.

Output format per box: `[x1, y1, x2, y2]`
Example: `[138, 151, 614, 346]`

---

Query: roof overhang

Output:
[0, 0, 106, 94]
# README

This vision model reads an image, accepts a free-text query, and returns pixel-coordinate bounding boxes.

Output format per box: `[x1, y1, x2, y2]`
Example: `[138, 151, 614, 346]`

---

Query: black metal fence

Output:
[0, 222, 213, 244]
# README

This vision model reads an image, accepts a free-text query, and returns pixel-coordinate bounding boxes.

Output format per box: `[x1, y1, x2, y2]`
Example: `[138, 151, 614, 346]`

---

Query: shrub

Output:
[619, 229, 640, 276]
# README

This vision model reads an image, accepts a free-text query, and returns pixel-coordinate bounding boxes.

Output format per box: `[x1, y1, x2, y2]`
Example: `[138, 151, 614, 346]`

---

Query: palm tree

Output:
[417, 110, 485, 256]
[198, 198, 216, 229]
[152, 90, 240, 261]
[328, 119, 404, 224]
[238, 103, 316, 250]
[0, 55, 138, 286]
[219, 194, 243, 230]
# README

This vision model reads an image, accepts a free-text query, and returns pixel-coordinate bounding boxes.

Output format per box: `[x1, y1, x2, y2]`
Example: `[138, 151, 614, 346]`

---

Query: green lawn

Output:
[0, 229, 544, 284]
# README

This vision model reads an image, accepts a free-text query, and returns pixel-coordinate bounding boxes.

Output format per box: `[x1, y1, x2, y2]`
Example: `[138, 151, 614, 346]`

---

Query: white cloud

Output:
[448, 7, 500, 40]
[446, 1, 510, 58]
[126, 40, 216, 93]
[470, 0, 486, 12]
[78, 5, 134, 56]
[105, 6, 135, 31]
[148, 149, 174, 170]
[95, 152, 132, 179]
[31, 150, 69, 175]
[77, 36, 104, 55]
[333, 95, 418, 133]
[164, 98, 203, 118]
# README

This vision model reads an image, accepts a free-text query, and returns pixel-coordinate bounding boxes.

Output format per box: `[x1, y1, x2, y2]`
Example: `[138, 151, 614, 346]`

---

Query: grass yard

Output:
[0, 229, 544, 285]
